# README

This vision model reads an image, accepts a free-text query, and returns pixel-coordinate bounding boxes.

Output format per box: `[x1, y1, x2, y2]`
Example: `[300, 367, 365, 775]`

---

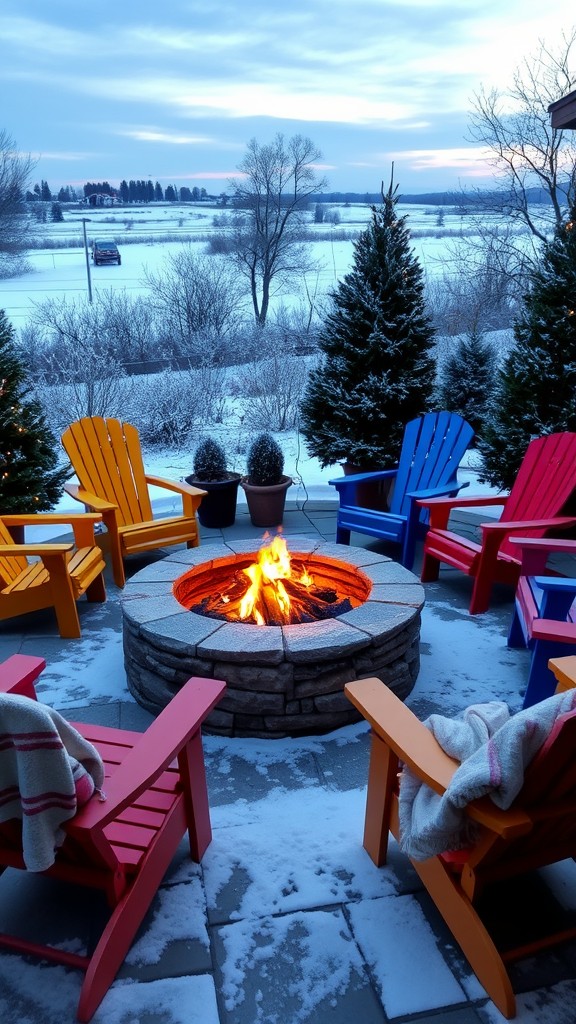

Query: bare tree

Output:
[0, 130, 34, 277]
[466, 29, 576, 276]
[229, 134, 328, 325]
[143, 248, 247, 359]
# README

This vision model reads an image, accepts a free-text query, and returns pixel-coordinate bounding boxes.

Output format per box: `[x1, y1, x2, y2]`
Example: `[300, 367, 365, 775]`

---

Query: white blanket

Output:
[0, 694, 105, 871]
[398, 689, 576, 861]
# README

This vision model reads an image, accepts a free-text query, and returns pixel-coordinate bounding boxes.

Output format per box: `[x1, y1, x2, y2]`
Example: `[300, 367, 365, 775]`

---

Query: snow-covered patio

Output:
[2, 500, 576, 1024]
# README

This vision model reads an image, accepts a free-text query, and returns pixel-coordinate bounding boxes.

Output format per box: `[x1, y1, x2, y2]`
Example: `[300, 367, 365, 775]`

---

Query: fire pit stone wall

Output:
[121, 537, 425, 738]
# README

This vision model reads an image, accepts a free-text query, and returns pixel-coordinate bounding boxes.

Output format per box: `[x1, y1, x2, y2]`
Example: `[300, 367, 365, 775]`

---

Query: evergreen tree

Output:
[154, 181, 163, 202]
[480, 202, 576, 489]
[0, 310, 68, 512]
[300, 178, 436, 468]
[50, 201, 63, 222]
[436, 329, 497, 440]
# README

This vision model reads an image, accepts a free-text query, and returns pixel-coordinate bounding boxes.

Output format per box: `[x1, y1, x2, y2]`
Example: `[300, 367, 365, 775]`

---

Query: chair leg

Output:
[412, 855, 516, 1019]
[420, 550, 440, 582]
[336, 523, 351, 545]
[77, 811, 189, 1021]
[44, 557, 82, 638]
[507, 607, 526, 648]
[523, 640, 566, 708]
[109, 548, 126, 589]
[86, 574, 106, 603]
[469, 572, 493, 615]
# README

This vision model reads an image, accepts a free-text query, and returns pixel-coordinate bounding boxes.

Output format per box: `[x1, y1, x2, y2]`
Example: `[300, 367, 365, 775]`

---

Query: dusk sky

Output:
[2, 1, 574, 197]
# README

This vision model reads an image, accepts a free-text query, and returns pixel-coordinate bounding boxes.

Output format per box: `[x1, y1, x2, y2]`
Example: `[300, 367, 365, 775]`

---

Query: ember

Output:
[174, 535, 370, 626]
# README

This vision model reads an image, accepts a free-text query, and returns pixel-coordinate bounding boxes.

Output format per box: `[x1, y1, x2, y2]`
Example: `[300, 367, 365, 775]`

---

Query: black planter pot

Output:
[185, 472, 241, 529]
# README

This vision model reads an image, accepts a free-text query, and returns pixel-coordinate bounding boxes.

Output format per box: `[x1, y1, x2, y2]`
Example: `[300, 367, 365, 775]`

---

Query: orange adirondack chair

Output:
[61, 417, 206, 588]
[0, 513, 106, 638]
[0, 654, 225, 1022]
[346, 675, 576, 1019]
[418, 432, 576, 613]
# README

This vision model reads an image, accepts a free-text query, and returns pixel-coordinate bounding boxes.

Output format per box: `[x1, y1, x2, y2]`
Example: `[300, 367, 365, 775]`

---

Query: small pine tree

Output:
[480, 202, 576, 489]
[50, 202, 63, 222]
[0, 310, 68, 512]
[300, 176, 436, 468]
[246, 433, 284, 486]
[435, 329, 497, 439]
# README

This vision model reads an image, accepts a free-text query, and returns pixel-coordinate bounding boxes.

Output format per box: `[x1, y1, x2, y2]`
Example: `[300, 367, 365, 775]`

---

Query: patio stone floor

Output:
[1, 498, 576, 1023]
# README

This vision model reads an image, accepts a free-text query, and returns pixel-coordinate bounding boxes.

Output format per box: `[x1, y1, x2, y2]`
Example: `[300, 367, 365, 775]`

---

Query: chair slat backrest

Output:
[0, 519, 28, 586]
[62, 417, 153, 527]
[519, 701, 576, 805]
[390, 412, 474, 519]
[499, 433, 576, 561]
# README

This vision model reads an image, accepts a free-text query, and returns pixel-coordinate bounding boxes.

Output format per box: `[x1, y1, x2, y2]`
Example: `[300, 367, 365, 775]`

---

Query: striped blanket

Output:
[0, 694, 105, 871]
[398, 689, 576, 861]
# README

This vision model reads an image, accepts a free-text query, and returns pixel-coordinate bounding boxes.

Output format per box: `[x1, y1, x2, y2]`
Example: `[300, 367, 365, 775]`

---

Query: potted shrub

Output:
[185, 437, 241, 529]
[241, 433, 292, 527]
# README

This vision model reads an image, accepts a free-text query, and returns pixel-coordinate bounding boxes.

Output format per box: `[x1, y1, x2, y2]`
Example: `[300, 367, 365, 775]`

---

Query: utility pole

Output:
[81, 218, 93, 303]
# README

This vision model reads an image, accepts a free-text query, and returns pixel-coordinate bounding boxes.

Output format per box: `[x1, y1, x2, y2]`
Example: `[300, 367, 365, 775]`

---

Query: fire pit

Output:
[122, 536, 425, 738]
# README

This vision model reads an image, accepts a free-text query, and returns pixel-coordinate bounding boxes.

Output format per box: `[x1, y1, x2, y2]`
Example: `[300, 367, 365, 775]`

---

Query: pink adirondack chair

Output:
[418, 432, 576, 613]
[0, 654, 225, 1022]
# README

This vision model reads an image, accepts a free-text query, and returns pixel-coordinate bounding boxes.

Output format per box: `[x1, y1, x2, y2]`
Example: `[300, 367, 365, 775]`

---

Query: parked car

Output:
[91, 239, 121, 265]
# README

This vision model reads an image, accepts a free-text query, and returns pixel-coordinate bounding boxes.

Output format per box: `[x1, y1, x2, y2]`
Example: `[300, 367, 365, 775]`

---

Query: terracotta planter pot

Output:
[240, 476, 292, 528]
[185, 473, 241, 529]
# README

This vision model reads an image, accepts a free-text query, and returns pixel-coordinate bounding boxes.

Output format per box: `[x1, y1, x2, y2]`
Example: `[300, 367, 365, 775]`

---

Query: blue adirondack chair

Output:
[507, 537, 576, 708]
[329, 412, 474, 570]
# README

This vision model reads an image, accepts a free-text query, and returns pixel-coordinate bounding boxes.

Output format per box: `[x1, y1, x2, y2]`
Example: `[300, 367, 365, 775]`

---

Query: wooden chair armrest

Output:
[0, 654, 45, 698]
[509, 536, 576, 555]
[481, 516, 576, 536]
[68, 677, 226, 832]
[416, 494, 507, 511]
[345, 677, 458, 794]
[144, 474, 207, 499]
[329, 468, 398, 488]
[405, 480, 469, 501]
[532, 619, 576, 642]
[549, 655, 576, 691]
[464, 795, 532, 837]
[533, 576, 576, 593]
[0, 543, 73, 556]
[65, 483, 117, 512]
[1, 513, 102, 527]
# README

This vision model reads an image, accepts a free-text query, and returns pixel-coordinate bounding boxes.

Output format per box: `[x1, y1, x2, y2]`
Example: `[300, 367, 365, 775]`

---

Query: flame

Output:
[239, 534, 301, 625]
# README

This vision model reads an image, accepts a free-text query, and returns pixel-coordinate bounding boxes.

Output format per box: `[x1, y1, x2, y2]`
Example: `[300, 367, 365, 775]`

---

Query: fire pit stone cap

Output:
[197, 621, 285, 664]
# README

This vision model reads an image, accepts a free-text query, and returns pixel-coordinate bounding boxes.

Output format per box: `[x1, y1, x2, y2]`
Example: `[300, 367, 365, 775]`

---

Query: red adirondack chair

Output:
[418, 432, 576, 613]
[346, 675, 576, 1019]
[0, 654, 225, 1022]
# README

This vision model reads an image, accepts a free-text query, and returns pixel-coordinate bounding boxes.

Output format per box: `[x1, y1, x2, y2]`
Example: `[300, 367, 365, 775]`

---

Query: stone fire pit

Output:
[121, 536, 425, 738]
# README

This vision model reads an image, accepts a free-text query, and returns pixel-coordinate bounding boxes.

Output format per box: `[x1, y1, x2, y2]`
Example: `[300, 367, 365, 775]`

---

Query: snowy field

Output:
[0, 199, 531, 328]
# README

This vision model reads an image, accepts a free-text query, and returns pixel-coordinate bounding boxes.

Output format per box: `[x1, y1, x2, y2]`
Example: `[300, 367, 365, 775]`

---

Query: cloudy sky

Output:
[2, 0, 574, 197]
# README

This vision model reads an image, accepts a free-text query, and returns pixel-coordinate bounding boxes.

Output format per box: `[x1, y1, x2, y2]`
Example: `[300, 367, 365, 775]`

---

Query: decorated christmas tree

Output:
[0, 309, 68, 512]
[480, 202, 576, 489]
[300, 176, 436, 469]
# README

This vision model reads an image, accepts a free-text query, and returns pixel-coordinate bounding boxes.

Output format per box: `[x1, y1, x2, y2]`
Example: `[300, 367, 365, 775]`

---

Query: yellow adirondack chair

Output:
[61, 417, 206, 587]
[0, 513, 106, 638]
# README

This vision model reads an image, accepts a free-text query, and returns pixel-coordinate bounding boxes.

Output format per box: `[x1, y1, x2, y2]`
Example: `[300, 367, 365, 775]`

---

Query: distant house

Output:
[549, 89, 576, 129]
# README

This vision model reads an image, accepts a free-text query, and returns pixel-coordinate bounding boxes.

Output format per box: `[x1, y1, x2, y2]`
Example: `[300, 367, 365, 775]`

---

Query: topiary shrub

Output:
[193, 437, 228, 481]
[246, 432, 284, 486]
